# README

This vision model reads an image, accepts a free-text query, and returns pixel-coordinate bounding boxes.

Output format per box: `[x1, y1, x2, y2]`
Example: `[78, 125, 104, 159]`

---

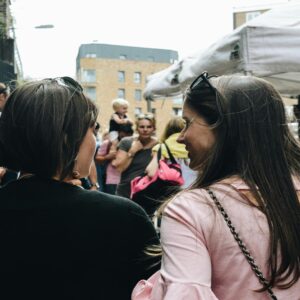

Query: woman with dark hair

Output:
[0, 77, 159, 300]
[133, 73, 300, 299]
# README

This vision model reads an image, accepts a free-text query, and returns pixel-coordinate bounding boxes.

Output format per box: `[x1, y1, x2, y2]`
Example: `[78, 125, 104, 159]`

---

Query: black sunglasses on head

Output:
[46, 77, 83, 93]
[189, 71, 217, 92]
[188, 71, 223, 125]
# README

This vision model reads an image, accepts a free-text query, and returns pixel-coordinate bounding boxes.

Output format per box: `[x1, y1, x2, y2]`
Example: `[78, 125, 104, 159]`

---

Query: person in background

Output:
[113, 114, 158, 198]
[109, 98, 133, 143]
[132, 73, 300, 299]
[135, 116, 197, 217]
[146, 116, 197, 188]
[95, 125, 134, 195]
[94, 130, 110, 192]
[0, 77, 159, 300]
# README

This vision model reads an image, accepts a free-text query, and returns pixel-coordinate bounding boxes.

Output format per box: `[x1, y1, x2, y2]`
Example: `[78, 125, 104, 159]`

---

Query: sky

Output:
[9, 0, 293, 79]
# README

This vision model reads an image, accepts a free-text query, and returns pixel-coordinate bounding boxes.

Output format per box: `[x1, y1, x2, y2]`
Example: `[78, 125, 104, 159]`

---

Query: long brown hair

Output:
[185, 75, 300, 290]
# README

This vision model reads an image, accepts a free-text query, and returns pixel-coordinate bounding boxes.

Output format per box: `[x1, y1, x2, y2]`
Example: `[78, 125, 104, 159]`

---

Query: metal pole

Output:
[146, 96, 152, 113]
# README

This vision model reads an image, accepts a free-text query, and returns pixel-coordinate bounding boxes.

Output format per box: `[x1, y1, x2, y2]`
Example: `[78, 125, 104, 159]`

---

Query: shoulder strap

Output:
[157, 144, 162, 161]
[164, 142, 177, 164]
[157, 142, 178, 164]
[206, 188, 277, 300]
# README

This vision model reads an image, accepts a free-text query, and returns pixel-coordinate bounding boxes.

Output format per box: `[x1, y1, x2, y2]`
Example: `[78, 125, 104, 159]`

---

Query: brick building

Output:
[76, 43, 181, 137]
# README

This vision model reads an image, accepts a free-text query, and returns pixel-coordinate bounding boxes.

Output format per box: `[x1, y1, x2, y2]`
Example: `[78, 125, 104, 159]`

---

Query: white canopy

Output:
[144, 3, 300, 99]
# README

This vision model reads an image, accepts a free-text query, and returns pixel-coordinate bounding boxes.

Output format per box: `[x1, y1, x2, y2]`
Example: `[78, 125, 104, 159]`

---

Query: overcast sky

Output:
[10, 0, 293, 79]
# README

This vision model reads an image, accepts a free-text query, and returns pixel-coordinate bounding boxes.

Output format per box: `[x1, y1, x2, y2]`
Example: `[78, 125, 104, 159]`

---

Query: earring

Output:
[72, 170, 81, 179]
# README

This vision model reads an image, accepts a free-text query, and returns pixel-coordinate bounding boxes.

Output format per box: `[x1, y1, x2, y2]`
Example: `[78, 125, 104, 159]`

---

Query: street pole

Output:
[146, 96, 152, 113]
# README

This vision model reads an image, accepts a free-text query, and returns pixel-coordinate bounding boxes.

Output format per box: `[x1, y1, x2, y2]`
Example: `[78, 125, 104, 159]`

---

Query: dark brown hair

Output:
[0, 77, 98, 180]
[185, 75, 300, 290]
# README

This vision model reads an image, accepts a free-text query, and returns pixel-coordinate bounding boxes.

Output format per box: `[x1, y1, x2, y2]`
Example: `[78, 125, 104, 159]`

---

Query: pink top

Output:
[132, 177, 300, 300]
[106, 163, 120, 185]
[97, 140, 110, 156]
[96, 140, 120, 185]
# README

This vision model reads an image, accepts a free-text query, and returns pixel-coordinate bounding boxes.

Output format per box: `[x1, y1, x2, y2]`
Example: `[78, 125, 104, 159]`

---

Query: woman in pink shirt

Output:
[132, 73, 300, 299]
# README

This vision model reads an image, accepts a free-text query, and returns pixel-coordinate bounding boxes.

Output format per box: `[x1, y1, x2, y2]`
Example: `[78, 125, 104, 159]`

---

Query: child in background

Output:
[109, 98, 133, 142]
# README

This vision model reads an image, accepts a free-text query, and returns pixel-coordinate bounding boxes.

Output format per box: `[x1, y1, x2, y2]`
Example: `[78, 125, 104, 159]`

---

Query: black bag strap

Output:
[157, 142, 178, 165]
[206, 188, 277, 300]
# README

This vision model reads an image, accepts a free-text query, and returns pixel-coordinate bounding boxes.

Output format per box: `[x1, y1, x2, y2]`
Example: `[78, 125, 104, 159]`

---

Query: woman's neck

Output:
[139, 136, 152, 146]
[139, 136, 158, 149]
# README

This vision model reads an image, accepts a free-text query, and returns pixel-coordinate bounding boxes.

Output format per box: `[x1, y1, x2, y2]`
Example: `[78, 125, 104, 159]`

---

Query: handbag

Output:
[130, 143, 184, 216]
[206, 188, 277, 300]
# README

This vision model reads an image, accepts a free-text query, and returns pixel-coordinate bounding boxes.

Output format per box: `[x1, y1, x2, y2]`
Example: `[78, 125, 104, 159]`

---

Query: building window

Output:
[151, 108, 156, 115]
[118, 88, 125, 99]
[246, 11, 261, 22]
[135, 107, 142, 115]
[82, 69, 96, 83]
[84, 87, 96, 101]
[173, 107, 182, 116]
[85, 53, 96, 58]
[172, 96, 183, 105]
[134, 72, 141, 83]
[118, 71, 125, 83]
[119, 54, 127, 60]
[135, 89, 142, 101]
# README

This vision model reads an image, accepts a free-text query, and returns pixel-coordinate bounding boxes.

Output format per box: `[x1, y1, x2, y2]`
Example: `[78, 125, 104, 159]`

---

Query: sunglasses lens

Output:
[190, 72, 208, 90]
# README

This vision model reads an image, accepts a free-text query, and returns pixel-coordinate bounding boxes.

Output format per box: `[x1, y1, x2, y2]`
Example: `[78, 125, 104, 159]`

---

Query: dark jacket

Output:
[0, 176, 159, 300]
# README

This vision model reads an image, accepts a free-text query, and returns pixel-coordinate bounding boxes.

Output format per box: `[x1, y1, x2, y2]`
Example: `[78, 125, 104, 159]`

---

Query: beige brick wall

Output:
[233, 9, 268, 29]
[79, 58, 183, 138]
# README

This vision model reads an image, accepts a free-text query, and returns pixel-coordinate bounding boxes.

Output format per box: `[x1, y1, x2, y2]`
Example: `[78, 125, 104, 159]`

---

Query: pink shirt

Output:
[96, 140, 120, 185]
[132, 178, 300, 299]
[106, 163, 120, 185]
[97, 140, 110, 156]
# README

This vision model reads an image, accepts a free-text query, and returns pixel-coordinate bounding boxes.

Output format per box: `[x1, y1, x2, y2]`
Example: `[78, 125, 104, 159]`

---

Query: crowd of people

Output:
[0, 73, 299, 299]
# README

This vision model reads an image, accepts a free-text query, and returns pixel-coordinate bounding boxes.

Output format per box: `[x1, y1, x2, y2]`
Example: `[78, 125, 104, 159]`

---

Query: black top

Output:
[0, 176, 160, 300]
[109, 113, 127, 132]
[116, 137, 153, 198]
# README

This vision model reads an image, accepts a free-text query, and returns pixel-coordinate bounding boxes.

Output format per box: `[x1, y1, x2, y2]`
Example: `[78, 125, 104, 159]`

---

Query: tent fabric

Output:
[144, 3, 300, 98]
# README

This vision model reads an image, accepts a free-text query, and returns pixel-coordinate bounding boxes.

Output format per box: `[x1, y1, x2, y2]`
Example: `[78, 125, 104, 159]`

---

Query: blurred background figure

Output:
[94, 130, 110, 192]
[113, 114, 158, 198]
[147, 116, 197, 188]
[95, 125, 134, 195]
[109, 98, 133, 143]
[134, 116, 197, 217]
